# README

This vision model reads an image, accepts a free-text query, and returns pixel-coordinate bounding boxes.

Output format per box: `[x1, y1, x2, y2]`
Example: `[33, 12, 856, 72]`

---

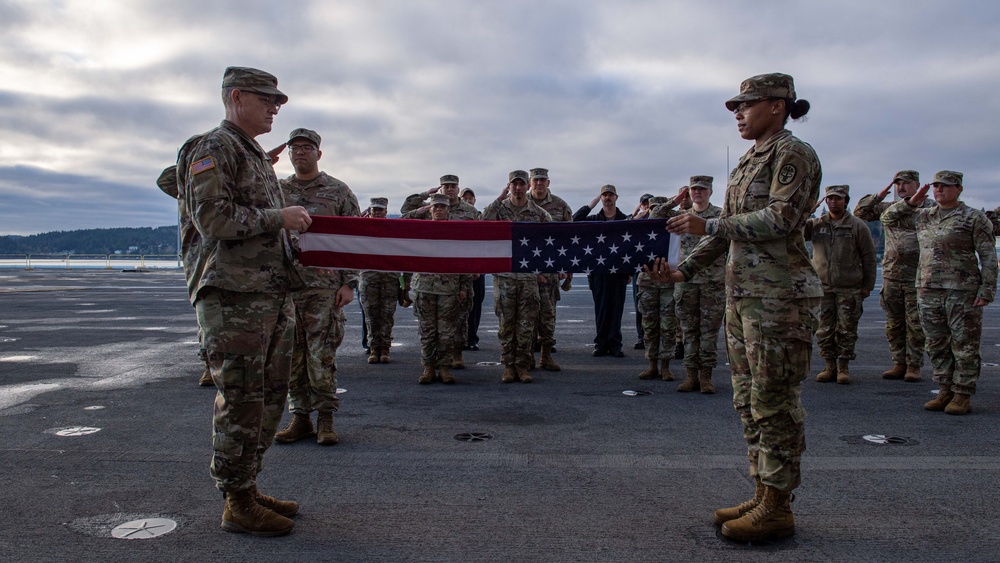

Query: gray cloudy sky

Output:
[2, 0, 999, 235]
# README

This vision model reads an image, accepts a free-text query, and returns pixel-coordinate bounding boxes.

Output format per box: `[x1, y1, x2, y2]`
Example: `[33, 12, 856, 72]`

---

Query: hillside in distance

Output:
[0, 226, 177, 255]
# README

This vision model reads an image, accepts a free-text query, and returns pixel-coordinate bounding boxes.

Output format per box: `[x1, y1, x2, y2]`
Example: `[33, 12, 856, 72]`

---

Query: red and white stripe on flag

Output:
[297, 216, 514, 273]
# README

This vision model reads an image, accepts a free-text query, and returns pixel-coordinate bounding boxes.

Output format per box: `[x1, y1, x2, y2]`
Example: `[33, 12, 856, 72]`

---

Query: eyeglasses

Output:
[288, 144, 317, 153]
[732, 98, 769, 115]
[242, 91, 282, 109]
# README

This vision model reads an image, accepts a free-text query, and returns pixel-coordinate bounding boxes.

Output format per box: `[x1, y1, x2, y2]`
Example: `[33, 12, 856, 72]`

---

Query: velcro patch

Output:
[191, 157, 216, 175]
[778, 164, 797, 185]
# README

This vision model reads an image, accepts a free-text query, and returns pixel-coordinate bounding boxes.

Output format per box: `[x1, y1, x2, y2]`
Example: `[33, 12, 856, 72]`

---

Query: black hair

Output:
[783, 98, 810, 124]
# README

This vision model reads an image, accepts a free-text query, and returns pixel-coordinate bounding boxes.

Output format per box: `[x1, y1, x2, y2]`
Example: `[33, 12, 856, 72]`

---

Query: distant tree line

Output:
[0, 226, 178, 255]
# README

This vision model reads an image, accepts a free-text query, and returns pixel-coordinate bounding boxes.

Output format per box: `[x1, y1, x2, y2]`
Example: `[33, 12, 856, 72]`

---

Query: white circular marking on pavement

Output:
[0, 355, 37, 362]
[111, 518, 177, 539]
[49, 426, 102, 436]
[84, 406, 105, 410]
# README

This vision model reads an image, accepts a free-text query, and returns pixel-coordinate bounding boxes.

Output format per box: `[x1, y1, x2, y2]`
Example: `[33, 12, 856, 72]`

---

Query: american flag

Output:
[297, 216, 677, 274]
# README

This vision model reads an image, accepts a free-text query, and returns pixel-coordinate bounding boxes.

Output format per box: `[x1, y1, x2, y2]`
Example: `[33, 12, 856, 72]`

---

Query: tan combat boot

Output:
[367, 349, 379, 364]
[501, 365, 516, 383]
[924, 384, 954, 411]
[882, 363, 905, 379]
[699, 368, 715, 394]
[638, 358, 658, 380]
[903, 365, 921, 382]
[712, 477, 764, 526]
[945, 393, 972, 415]
[316, 411, 339, 445]
[274, 413, 314, 444]
[418, 366, 434, 385]
[539, 345, 561, 372]
[250, 484, 298, 518]
[516, 365, 533, 383]
[379, 347, 391, 364]
[660, 359, 675, 381]
[439, 365, 456, 384]
[221, 489, 294, 537]
[198, 366, 214, 387]
[451, 349, 465, 370]
[721, 485, 795, 542]
[815, 359, 836, 382]
[677, 368, 700, 392]
[836, 358, 851, 384]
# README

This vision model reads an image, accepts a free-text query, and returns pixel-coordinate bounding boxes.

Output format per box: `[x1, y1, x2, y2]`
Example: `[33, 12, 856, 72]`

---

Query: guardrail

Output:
[0, 254, 182, 270]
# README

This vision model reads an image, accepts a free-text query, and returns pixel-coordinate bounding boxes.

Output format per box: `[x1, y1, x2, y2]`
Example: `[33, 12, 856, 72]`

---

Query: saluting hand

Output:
[267, 143, 286, 165]
[908, 184, 931, 207]
[877, 182, 894, 200]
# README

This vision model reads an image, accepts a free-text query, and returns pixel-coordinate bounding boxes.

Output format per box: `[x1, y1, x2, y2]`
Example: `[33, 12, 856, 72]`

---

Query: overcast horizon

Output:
[2, 1, 1000, 236]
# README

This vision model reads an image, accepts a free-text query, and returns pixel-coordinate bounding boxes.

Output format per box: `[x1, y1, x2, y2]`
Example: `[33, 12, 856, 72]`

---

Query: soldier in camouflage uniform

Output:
[273, 128, 360, 447]
[805, 185, 877, 384]
[460, 187, 487, 351]
[157, 165, 214, 387]
[177, 66, 309, 536]
[403, 175, 479, 370]
[673, 176, 727, 393]
[413, 194, 474, 384]
[663, 73, 822, 542]
[854, 170, 932, 382]
[482, 170, 552, 383]
[882, 171, 997, 416]
[636, 190, 686, 382]
[528, 167, 573, 372]
[360, 197, 400, 364]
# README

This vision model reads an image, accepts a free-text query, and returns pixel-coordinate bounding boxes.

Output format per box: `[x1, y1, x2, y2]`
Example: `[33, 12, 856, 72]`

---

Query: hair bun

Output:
[790, 99, 810, 120]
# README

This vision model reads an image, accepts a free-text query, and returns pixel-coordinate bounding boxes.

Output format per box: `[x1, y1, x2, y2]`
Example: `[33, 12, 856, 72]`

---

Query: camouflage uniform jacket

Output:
[678, 129, 823, 299]
[854, 193, 934, 282]
[986, 205, 1000, 236]
[482, 198, 552, 281]
[636, 200, 682, 288]
[804, 213, 877, 290]
[403, 199, 480, 221]
[882, 201, 998, 302]
[401, 193, 430, 215]
[281, 171, 360, 290]
[177, 120, 290, 304]
[530, 191, 573, 222]
[157, 165, 201, 268]
[678, 204, 725, 285]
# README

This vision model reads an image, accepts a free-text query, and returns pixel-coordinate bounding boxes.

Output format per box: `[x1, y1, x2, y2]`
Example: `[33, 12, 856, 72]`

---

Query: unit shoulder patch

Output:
[778, 164, 797, 185]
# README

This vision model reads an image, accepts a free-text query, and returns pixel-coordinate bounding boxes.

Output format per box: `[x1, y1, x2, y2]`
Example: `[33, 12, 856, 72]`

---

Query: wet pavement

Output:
[1, 268, 999, 562]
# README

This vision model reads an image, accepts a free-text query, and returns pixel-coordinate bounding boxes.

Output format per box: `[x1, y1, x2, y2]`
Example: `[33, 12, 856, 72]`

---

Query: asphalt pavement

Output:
[1, 268, 999, 562]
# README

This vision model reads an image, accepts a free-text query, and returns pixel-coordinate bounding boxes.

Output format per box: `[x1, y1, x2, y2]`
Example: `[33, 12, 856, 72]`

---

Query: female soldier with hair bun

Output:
[657, 73, 823, 542]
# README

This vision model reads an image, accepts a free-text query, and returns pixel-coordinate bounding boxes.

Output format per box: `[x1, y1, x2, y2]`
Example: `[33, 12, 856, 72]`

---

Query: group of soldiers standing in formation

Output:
[160, 66, 998, 543]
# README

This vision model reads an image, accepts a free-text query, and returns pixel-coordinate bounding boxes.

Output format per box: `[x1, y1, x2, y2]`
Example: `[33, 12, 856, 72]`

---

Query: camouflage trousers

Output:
[881, 278, 925, 368]
[674, 280, 725, 370]
[637, 284, 676, 361]
[534, 276, 560, 348]
[288, 288, 344, 415]
[415, 292, 463, 368]
[726, 296, 819, 492]
[816, 287, 865, 361]
[453, 284, 474, 353]
[360, 273, 399, 353]
[195, 288, 294, 494]
[917, 288, 983, 395]
[494, 276, 540, 367]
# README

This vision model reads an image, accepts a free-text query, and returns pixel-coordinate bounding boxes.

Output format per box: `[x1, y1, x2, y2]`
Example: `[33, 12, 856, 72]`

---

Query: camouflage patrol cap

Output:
[931, 170, 963, 186]
[287, 128, 321, 148]
[430, 193, 451, 206]
[689, 175, 713, 190]
[369, 197, 388, 209]
[893, 170, 919, 183]
[222, 66, 288, 105]
[530, 168, 549, 180]
[639, 193, 654, 202]
[440, 174, 460, 185]
[600, 184, 617, 195]
[825, 185, 850, 198]
[459, 187, 475, 197]
[648, 196, 669, 205]
[509, 170, 529, 184]
[725, 73, 796, 111]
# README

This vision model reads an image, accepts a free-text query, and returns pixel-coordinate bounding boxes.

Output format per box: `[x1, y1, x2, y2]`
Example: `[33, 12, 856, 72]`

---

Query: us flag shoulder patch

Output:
[191, 156, 215, 175]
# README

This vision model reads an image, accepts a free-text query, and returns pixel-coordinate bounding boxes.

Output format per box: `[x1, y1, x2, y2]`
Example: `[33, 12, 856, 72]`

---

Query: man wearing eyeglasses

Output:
[274, 128, 360, 448]
[177, 66, 311, 537]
